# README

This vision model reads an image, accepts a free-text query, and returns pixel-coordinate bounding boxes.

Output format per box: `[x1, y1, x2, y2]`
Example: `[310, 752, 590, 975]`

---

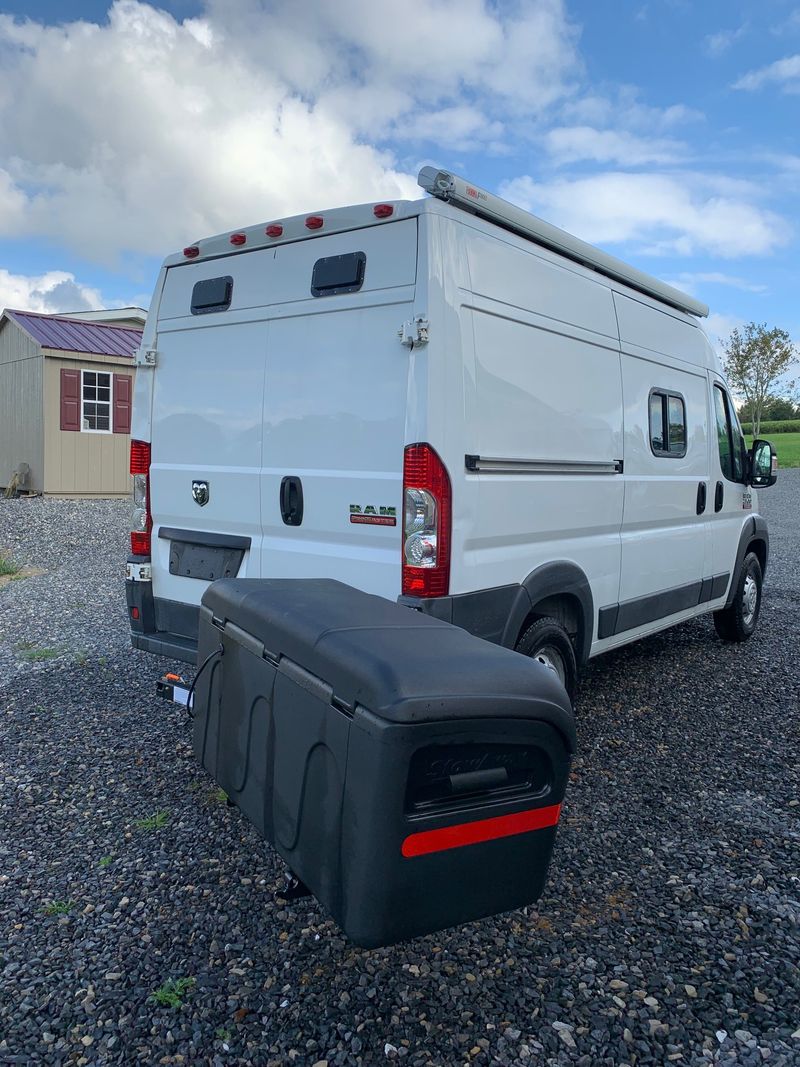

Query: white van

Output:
[126, 167, 777, 698]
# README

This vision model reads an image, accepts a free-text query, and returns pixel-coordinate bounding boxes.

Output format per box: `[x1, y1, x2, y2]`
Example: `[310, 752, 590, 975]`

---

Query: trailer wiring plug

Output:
[183, 643, 224, 718]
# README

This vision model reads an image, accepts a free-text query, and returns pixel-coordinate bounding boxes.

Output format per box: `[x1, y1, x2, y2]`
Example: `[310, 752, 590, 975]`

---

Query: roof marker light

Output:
[305, 215, 323, 230]
[230, 233, 246, 246]
[266, 224, 283, 237]
[374, 204, 394, 218]
[183, 246, 200, 258]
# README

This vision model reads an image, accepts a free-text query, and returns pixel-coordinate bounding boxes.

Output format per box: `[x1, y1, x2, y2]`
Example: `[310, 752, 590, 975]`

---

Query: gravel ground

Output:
[0, 481, 798, 1067]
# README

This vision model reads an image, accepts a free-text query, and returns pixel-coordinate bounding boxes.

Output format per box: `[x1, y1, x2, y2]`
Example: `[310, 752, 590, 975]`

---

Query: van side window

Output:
[191, 276, 233, 315]
[311, 252, 366, 297]
[649, 390, 686, 457]
[713, 385, 746, 482]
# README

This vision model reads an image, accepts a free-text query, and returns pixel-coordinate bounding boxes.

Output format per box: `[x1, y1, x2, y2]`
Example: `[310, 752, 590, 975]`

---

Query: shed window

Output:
[82, 370, 112, 432]
[649, 390, 686, 457]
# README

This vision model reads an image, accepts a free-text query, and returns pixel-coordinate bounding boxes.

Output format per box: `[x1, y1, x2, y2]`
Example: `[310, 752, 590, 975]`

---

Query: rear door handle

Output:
[696, 481, 707, 515]
[714, 481, 724, 512]
[280, 476, 304, 526]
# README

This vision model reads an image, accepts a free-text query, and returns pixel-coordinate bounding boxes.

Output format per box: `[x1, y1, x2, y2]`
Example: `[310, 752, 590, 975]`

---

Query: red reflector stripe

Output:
[401, 803, 561, 858]
[350, 514, 396, 526]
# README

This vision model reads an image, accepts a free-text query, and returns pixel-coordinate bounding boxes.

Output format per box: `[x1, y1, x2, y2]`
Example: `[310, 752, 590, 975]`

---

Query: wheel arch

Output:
[725, 515, 769, 608]
[501, 561, 594, 666]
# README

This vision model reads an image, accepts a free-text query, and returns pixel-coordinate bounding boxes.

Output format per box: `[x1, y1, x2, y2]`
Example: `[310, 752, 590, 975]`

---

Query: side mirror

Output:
[749, 439, 777, 488]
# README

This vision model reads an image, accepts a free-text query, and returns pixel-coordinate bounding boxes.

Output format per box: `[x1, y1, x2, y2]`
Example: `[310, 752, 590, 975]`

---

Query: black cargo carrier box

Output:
[193, 579, 575, 947]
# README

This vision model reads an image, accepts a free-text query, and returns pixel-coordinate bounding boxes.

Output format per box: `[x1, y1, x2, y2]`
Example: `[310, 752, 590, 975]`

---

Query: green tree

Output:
[723, 323, 798, 436]
[737, 395, 800, 423]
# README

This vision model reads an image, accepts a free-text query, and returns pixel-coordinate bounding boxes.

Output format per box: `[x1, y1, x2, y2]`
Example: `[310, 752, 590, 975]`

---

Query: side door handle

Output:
[696, 481, 707, 515]
[280, 476, 304, 526]
[714, 481, 724, 512]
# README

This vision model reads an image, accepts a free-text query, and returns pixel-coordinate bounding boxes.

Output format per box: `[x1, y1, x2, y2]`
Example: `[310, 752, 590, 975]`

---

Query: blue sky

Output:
[0, 0, 798, 362]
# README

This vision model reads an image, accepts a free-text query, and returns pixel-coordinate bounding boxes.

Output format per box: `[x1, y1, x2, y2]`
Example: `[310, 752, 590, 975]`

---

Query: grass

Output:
[747, 432, 800, 469]
[134, 810, 170, 831]
[211, 787, 228, 805]
[149, 977, 195, 1009]
[43, 900, 75, 916]
[0, 554, 20, 577]
[17, 646, 61, 663]
[98, 855, 113, 869]
[216, 1027, 233, 1043]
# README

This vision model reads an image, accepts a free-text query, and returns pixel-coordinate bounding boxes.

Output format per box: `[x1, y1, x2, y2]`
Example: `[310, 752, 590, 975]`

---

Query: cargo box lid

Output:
[201, 579, 575, 750]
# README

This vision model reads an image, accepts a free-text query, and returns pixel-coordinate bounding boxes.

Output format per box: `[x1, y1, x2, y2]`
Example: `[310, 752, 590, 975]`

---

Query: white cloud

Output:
[703, 313, 744, 359]
[734, 53, 800, 91]
[544, 126, 686, 165]
[0, 0, 581, 263]
[664, 272, 767, 294]
[705, 25, 747, 57]
[0, 269, 105, 314]
[500, 172, 788, 258]
[560, 89, 703, 133]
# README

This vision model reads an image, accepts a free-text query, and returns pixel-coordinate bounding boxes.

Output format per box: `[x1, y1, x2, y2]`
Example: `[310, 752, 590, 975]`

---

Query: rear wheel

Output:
[515, 616, 577, 703]
[713, 552, 763, 642]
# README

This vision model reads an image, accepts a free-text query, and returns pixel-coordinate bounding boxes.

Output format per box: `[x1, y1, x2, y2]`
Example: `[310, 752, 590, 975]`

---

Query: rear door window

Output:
[191, 276, 233, 315]
[311, 252, 366, 297]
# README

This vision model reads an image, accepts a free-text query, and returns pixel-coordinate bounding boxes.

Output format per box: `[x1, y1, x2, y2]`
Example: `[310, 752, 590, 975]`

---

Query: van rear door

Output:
[258, 221, 418, 600]
[148, 219, 417, 610]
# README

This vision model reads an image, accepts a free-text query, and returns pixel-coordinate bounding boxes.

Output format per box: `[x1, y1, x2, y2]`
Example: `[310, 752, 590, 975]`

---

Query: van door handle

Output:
[280, 476, 304, 526]
[696, 482, 707, 515]
[714, 481, 724, 512]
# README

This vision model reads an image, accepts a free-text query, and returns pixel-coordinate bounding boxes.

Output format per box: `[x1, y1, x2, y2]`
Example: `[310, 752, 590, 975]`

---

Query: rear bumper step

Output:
[126, 574, 199, 664]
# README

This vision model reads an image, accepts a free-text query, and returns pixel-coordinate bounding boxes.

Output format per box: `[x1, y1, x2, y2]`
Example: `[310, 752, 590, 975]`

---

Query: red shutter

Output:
[60, 369, 80, 431]
[113, 374, 132, 434]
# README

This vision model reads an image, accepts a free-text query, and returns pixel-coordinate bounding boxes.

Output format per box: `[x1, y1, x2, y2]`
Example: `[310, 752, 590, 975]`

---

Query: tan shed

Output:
[0, 309, 142, 497]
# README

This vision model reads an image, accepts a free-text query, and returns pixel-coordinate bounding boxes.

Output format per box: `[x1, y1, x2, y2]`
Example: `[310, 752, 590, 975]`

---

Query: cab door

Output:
[708, 376, 750, 599]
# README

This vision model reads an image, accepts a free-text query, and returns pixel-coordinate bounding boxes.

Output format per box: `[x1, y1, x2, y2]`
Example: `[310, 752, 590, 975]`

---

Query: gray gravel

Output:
[1, 479, 798, 1066]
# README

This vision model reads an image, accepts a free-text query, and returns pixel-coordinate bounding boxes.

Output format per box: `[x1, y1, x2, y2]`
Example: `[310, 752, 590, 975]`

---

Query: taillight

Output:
[402, 443, 451, 597]
[130, 440, 152, 556]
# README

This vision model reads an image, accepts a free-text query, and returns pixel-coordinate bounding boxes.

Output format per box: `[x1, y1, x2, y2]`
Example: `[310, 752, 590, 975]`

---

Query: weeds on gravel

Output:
[98, 856, 113, 869]
[211, 787, 228, 805]
[0, 554, 20, 576]
[43, 900, 74, 916]
[149, 977, 195, 1009]
[17, 646, 61, 662]
[216, 1027, 232, 1043]
[135, 810, 170, 831]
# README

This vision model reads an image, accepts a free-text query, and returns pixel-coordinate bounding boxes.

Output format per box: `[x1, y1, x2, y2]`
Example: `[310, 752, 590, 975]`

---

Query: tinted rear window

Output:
[191, 276, 233, 315]
[311, 252, 366, 297]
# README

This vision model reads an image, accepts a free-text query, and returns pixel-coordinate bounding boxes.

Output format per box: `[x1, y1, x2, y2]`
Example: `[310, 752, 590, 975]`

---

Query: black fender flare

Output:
[501, 561, 594, 666]
[725, 515, 770, 608]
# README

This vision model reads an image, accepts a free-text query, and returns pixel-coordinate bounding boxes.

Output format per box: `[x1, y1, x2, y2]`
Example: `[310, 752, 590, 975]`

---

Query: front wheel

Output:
[713, 552, 763, 642]
[515, 616, 578, 703]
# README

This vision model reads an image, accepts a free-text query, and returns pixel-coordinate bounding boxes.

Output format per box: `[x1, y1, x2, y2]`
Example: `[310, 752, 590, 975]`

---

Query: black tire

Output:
[713, 551, 763, 642]
[515, 616, 578, 703]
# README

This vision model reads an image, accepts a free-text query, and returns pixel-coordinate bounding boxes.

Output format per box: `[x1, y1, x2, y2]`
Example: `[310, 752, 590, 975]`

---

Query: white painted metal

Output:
[136, 171, 764, 663]
[418, 166, 710, 319]
[709, 373, 751, 600]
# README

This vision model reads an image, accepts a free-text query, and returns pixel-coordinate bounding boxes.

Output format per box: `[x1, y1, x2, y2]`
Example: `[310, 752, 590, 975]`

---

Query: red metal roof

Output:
[3, 309, 142, 358]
